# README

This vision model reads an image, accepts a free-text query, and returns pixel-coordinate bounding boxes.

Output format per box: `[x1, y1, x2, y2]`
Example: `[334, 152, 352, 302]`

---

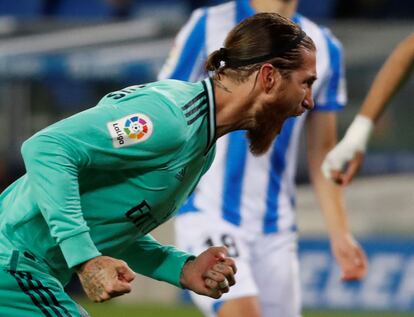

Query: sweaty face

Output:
[248, 49, 317, 155]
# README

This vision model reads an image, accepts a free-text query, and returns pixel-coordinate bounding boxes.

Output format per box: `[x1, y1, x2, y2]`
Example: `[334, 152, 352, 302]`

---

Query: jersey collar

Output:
[202, 78, 216, 154]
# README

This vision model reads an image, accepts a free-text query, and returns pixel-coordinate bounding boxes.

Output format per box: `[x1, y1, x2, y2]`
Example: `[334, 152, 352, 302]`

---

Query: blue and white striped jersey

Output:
[159, 0, 347, 234]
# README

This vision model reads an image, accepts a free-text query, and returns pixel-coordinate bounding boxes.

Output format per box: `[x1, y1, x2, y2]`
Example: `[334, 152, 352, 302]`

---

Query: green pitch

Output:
[79, 301, 414, 317]
[80, 302, 202, 317]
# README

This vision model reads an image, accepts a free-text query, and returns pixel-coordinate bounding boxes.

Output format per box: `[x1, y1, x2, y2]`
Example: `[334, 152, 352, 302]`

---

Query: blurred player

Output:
[0, 13, 315, 316]
[159, 1, 368, 317]
[322, 32, 414, 185]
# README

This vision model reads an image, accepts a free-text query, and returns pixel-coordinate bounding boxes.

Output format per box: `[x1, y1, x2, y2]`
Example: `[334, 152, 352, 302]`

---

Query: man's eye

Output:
[306, 80, 314, 87]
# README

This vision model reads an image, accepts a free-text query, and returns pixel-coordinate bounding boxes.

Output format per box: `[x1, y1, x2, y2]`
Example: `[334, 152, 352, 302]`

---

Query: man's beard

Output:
[247, 104, 286, 156]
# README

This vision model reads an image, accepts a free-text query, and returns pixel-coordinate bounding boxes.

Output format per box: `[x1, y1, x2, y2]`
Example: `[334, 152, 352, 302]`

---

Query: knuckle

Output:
[104, 285, 114, 294]
[214, 263, 225, 272]
[206, 279, 217, 289]
[221, 267, 232, 276]
[228, 259, 236, 267]
[218, 279, 228, 288]
[101, 294, 110, 301]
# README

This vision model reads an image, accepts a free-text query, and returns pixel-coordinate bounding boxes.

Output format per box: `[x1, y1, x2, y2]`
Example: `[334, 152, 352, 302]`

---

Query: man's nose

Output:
[303, 90, 314, 110]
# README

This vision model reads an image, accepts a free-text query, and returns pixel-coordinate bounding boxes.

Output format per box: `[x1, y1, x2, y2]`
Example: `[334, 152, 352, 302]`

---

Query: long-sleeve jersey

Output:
[159, 0, 347, 234]
[0, 78, 216, 286]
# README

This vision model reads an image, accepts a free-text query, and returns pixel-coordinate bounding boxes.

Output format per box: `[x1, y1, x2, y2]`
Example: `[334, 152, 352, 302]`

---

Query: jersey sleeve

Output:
[158, 8, 208, 81]
[118, 234, 195, 288]
[313, 28, 347, 112]
[20, 92, 187, 269]
[21, 134, 101, 268]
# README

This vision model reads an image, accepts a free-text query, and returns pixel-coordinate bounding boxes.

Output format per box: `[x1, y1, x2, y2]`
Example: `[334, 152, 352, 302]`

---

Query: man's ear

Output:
[259, 63, 281, 93]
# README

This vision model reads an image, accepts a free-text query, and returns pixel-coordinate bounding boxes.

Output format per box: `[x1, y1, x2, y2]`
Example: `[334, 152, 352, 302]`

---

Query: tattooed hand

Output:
[180, 246, 237, 299]
[76, 256, 136, 302]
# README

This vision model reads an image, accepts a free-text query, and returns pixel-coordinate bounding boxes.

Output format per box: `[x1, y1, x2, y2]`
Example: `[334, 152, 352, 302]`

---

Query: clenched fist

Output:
[180, 246, 237, 299]
[76, 256, 136, 302]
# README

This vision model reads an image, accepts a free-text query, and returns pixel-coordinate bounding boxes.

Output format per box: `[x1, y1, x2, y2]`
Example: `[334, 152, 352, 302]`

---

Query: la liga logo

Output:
[107, 113, 153, 148]
[124, 115, 151, 140]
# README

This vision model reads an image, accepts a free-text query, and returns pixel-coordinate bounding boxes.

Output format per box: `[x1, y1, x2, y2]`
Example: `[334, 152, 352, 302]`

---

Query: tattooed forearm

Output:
[76, 256, 135, 302]
[78, 261, 108, 300]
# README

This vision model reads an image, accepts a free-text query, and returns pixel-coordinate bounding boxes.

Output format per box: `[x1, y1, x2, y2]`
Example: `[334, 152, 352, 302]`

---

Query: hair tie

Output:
[218, 47, 228, 60]
[214, 47, 228, 69]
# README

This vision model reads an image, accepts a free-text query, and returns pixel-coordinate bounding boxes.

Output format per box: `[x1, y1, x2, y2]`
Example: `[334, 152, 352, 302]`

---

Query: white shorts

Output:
[175, 212, 302, 317]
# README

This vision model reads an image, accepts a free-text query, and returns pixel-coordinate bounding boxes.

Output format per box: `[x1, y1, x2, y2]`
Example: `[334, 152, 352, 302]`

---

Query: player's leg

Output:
[0, 267, 90, 317]
[252, 232, 302, 317]
[175, 212, 261, 317]
[216, 295, 261, 317]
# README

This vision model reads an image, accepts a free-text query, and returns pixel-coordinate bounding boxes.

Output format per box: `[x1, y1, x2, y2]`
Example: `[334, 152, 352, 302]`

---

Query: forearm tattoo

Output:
[79, 261, 107, 299]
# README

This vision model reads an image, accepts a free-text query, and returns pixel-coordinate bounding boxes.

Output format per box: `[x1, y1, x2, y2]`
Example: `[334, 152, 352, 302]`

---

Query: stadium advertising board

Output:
[300, 238, 414, 311]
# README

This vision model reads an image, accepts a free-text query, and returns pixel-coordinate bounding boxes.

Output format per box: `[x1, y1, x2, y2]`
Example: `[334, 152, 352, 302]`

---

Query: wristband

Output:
[342, 115, 374, 153]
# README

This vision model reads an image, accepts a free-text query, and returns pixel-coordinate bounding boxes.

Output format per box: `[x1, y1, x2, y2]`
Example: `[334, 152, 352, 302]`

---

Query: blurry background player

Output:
[159, 1, 368, 317]
[0, 13, 317, 316]
[322, 32, 414, 185]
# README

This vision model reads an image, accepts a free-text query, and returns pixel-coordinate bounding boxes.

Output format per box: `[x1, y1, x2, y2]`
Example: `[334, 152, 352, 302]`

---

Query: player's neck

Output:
[214, 77, 257, 138]
[250, 0, 297, 18]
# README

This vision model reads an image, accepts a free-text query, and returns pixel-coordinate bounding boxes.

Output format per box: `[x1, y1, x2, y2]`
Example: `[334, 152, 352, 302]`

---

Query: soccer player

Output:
[322, 32, 414, 185]
[159, 1, 368, 317]
[0, 13, 316, 316]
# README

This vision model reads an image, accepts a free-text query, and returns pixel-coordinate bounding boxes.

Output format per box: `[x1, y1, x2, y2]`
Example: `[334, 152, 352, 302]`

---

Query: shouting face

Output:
[248, 48, 317, 155]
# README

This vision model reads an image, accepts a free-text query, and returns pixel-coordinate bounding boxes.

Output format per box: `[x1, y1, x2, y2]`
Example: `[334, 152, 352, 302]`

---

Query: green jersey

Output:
[0, 78, 216, 287]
